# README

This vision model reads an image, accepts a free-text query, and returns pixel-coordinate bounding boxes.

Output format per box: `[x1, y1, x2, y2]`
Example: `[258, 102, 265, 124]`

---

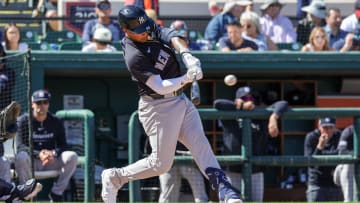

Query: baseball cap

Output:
[236, 86, 251, 99]
[355, 0, 360, 18]
[319, 117, 336, 127]
[93, 27, 112, 43]
[32, 89, 51, 102]
[97, 0, 111, 10]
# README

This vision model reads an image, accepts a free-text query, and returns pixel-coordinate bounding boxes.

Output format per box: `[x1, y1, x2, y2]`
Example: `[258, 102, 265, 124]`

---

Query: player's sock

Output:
[206, 167, 243, 203]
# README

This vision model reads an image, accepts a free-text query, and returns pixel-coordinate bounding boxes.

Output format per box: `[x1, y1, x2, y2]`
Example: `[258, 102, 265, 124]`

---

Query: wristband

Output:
[179, 48, 190, 55]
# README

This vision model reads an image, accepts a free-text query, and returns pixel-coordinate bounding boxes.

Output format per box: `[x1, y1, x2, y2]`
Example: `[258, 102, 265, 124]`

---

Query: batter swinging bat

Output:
[191, 73, 200, 105]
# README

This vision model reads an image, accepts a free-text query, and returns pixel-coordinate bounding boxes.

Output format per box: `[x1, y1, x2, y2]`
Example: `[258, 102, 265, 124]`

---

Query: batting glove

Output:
[181, 52, 201, 70]
[186, 66, 203, 81]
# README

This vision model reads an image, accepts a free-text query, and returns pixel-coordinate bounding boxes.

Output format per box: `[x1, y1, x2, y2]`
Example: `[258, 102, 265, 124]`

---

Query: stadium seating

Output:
[112, 41, 122, 51]
[21, 30, 39, 43]
[41, 30, 81, 44]
[276, 42, 303, 51]
[59, 42, 83, 51]
[27, 42, 50, 51]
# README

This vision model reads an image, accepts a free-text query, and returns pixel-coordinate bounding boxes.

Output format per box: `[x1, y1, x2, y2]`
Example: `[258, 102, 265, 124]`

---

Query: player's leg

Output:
[102, 98, 184, 202]
[251, 172, 264, 202]
[180, 165, 208, 202]
[179, 98, 242, 203]
[0, 156, 11, 183]
[14, 151, 32, 184]
[339, 164, 354, 202]
[3, 178, 42, 203]
[158, 166, 181, 202]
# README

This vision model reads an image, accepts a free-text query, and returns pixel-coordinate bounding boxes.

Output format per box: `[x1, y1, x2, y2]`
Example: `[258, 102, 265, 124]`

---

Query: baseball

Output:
[224, 74, 237, 86]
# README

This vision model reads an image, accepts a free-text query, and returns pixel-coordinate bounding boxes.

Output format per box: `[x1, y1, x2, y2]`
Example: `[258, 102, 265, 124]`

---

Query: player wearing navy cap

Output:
[101, 5, 242, 203]
[15, 89, 78, 202]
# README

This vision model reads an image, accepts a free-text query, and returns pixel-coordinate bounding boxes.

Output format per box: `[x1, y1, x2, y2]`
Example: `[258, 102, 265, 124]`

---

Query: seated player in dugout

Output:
[213, 86, 288, 202]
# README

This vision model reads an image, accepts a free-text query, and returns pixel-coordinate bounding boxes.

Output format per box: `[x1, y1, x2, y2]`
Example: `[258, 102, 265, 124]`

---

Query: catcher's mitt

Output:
[0, 101, 21, 141]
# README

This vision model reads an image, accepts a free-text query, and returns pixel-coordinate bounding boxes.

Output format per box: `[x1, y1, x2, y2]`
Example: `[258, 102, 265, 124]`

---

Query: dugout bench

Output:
[128, 107, 360, 202]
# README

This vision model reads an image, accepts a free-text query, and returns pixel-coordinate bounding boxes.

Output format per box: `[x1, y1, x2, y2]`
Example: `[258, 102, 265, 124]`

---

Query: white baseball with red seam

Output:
[224, 74, 237, 86]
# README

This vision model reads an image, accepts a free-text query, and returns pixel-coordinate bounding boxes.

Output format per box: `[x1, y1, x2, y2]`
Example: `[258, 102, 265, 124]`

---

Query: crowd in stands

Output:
[0, 0, 359, 53]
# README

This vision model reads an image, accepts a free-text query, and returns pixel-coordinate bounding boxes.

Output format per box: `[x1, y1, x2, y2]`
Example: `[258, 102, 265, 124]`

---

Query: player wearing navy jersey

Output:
[15, 89, 78, 202]
[334, 125, 355, 202]
[101, 5, 242, 203]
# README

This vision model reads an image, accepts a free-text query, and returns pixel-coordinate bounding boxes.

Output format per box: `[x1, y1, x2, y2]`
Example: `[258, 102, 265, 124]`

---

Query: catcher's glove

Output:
[0, 101, 21, 141]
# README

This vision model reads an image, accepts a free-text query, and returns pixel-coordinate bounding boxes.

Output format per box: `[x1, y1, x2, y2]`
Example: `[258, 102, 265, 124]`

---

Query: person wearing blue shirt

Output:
[324, 7, 348, 50]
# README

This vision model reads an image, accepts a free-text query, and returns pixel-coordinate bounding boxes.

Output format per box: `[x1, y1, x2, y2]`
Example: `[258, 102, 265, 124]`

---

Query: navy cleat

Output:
[206, 167, 242, 203]
[6, 178, 43, 203]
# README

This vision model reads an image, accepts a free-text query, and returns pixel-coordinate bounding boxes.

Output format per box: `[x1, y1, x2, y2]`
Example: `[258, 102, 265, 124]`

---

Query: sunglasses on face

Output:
[98, 4, 110, 10]
[35, 100, 49, 105]
[314, 35, 326, 40]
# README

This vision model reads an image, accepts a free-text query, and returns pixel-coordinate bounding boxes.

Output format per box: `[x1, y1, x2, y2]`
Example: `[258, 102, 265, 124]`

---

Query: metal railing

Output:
[56, 109, 96, 202]
[128, 107, 360, 202]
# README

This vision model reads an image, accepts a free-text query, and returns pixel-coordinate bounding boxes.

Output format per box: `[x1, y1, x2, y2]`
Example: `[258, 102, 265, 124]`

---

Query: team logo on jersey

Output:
[154, 50, 170, 70]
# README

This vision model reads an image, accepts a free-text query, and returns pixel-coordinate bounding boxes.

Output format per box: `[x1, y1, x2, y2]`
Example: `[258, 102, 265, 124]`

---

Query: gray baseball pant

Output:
[226, 171, 264, 202]
[159, 164, 208, 202]
[15, 150, 78, 195]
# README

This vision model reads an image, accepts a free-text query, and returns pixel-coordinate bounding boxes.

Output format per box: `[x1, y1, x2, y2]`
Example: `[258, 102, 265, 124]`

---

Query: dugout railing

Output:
[128, 107, 360, 202]
[55, 109, 96, 202]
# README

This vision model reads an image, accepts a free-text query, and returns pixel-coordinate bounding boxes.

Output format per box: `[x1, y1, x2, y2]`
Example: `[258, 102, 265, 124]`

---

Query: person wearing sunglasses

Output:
[101, 5, 243, 203]
[213, 86, 289, 202]
[15, 89, 78, 202]
[82, 0, 124, 45]
[301, 26, 333, 52]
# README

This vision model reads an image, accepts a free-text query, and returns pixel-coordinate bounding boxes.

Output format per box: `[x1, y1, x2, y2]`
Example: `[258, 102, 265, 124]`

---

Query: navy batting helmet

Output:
[118, 5, 157, 34]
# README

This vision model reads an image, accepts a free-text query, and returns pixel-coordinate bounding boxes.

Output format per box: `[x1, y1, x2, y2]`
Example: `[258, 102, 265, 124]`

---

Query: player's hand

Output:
[317, 133, 329, 150]
[186, 66, 203, 81]
[39, 149, 55, 166]
[181, 53, 201, 70]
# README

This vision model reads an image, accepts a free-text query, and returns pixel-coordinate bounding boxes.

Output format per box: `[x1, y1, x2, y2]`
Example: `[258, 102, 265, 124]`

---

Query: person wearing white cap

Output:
[296, 0, 326, 45]
[204, 0, 252, 46]
[259, 0, 297, 43]
[82, 27, 117, 52]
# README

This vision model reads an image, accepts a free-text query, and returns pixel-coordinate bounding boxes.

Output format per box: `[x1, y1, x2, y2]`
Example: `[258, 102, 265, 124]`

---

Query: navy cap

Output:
[319, 117, 336, 127]
[236, 86, 251, 99]
[32, 89, 51, 102]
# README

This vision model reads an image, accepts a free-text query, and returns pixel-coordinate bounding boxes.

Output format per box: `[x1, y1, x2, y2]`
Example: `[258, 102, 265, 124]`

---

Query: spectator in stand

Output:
[218, 21, 258, 52]
[124, 0, 159, 16]
[324, 8, 348, 50]
[297, 0, 326, 45]
[338, 30, 360, 52]
[82, 27, 117, 52]
[297, 0, 312, 18]
[301, 26, 333, 52]
[240, 11, 278, 51]
[260, 0, 297, 43]
[208, 0, 223, 16]
[204, 0, 252, 46]
[333, 124, 355, 202]
[340, 0, 360, 33]
[214, 86, 289, 202]
[82, 0, 124, 45]
[304, 117, 343, 202]
[145, 9, 163, 26]
[32, 0, 60, 31]
[15, 89, 78, 202]
[2, 23, 28, 52]
[170, 20, 212, 51]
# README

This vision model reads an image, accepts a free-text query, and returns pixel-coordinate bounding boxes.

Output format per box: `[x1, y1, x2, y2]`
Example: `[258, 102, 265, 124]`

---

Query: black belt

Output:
[143, 88, 183, 100]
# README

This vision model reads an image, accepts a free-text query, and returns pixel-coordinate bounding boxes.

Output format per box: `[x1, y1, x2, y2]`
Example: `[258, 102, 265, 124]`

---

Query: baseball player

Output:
[101, 5, 242, 203]
[334, 125, 355, 202]
[0, 178, 42, 203]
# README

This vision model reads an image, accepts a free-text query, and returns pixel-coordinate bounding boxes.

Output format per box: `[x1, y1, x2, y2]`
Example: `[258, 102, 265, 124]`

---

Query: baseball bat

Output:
[191, 73, 201, 105]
